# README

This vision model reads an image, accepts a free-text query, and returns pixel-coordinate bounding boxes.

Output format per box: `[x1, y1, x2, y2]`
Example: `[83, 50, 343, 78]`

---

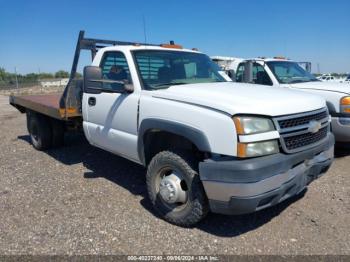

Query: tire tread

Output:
[146, 150, 208, 227]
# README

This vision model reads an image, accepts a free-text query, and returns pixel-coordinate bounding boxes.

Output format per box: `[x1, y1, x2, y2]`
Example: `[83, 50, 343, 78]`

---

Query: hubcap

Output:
[159, 173, 187, 204]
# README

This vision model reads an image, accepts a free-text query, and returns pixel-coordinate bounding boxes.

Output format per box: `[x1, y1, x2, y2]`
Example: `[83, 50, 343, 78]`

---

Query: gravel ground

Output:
[0, 94, 349, 255]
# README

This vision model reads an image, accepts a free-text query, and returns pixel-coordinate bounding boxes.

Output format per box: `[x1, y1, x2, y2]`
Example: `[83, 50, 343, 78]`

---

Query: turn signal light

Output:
[237, 143, 246, 157]
[233, 117, 244, 135]
[340, 97, 350, 105]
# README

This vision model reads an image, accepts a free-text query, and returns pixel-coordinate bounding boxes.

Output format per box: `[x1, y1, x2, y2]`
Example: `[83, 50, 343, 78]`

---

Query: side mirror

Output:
[243, 61, 253, 83]
[84, 66, 103, 93]
[83, 66, 134, 93]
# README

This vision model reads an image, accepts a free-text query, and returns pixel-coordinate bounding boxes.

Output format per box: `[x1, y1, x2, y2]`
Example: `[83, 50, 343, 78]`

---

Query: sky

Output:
[1, 0, 349, 74]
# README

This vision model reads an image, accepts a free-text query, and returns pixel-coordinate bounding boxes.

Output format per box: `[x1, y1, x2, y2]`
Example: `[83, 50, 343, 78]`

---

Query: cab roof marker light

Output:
[160, 41, 183, 49]
[273, 56, 288, 60]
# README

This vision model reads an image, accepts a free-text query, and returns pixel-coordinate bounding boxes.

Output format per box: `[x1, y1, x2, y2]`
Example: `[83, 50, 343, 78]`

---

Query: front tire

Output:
[146, 150, 208, 226]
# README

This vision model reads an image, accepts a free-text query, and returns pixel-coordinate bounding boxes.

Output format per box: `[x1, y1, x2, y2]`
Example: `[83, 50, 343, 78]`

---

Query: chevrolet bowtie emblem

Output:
[308, 120, 322, 133]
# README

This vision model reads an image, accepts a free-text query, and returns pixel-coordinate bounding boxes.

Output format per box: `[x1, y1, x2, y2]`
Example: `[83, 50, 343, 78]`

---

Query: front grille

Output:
[283, 126, 328, 151]
[274, 108, 329, 153]
[278, 110, 328, 129]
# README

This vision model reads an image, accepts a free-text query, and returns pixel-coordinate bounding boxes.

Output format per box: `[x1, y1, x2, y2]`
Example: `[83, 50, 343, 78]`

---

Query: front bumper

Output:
[331, 117, 350, 142]
[199, 133, 334, 215]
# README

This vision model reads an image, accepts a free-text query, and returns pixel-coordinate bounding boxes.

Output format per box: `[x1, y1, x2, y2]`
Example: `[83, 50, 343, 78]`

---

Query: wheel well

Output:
[326, 101, 336, 115]
[143, 130, 205, 166]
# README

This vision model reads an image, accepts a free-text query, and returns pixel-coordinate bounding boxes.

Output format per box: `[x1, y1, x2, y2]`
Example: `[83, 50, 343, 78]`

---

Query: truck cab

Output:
[212, 56, 350, 143]
[10, 32, 334, 226]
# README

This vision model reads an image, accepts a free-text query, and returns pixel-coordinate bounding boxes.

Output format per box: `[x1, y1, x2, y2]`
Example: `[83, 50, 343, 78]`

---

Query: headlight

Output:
[238, 140, 279, 157]
[340, 96, 350, 114]
[234, 116, 278, 157]
[233, 116, 275, 134]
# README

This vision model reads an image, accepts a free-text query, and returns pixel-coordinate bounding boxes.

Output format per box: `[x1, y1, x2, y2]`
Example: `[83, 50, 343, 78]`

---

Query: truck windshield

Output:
[267, 61, 319, 84]
[133, 50, 227, 90]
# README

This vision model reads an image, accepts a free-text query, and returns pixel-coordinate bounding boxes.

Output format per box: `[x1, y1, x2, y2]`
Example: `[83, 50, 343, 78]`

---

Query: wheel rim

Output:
[156, 167, 188, 208]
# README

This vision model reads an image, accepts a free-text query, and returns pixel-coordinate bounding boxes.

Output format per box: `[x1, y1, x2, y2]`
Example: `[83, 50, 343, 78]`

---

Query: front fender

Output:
[137, 118, 211, 165]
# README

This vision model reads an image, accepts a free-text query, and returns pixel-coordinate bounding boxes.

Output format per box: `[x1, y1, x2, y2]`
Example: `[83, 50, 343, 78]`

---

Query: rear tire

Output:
[146, 150, 209, 227]
[28, 113, 52, 150]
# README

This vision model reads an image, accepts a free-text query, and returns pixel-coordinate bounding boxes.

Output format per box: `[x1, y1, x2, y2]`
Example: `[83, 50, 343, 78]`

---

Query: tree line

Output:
[0, 67, 82, 86]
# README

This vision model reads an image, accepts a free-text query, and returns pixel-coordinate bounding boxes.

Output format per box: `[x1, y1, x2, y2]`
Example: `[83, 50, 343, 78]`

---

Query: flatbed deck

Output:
[9, 93, 81, 120]
[9, 30, 130, 122]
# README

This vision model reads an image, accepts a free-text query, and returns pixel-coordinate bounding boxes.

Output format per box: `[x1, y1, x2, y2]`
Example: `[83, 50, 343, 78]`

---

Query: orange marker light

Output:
[160, 44, 183, 49]
[340, 97, 350, 105]
[233, 117, 244, 135]
[237, 143, 247, 157]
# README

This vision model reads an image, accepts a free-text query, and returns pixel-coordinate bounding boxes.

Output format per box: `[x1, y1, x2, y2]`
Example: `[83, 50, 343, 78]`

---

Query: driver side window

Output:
[236, 62, 273, 86]
[100, 52, 132, 91]
[253, 63, 273, 86]
[236, 63, 245, 82]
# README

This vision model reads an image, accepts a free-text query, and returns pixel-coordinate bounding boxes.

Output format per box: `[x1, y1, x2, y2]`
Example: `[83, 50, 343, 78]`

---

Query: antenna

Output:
[142, 15, 147, 44]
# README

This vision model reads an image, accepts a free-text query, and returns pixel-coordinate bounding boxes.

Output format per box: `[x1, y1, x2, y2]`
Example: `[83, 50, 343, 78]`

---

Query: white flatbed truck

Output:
[10, 32, 334, 226]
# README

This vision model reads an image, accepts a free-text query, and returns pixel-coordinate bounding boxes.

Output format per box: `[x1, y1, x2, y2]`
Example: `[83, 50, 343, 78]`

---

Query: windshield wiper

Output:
[290, 79, 307, 83]
[153, 82, 188, 87]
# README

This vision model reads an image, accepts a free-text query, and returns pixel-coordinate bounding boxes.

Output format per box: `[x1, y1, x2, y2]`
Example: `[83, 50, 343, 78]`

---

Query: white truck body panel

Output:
[139, 91, 238, 156]
[151, 82, 325, 116]
[83, 92, 140, 163]
[289, 81, 350, 107]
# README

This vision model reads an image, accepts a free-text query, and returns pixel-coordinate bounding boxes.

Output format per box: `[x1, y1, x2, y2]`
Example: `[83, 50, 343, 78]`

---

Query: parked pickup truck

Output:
[10, 32, 334, 226]
[211, 56, 350, 143]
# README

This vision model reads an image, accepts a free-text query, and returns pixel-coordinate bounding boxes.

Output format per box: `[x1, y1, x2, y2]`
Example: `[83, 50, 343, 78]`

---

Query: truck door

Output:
[82, 51, 140, 162]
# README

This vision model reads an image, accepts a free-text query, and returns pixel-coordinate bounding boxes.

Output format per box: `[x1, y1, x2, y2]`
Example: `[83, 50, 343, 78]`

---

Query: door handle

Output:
[88, 97, 96, 106]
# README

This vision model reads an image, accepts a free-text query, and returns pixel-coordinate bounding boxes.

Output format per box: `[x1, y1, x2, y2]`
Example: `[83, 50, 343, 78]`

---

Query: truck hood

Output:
[290, 81, 350, 95]
[152, 82, 326, 116]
